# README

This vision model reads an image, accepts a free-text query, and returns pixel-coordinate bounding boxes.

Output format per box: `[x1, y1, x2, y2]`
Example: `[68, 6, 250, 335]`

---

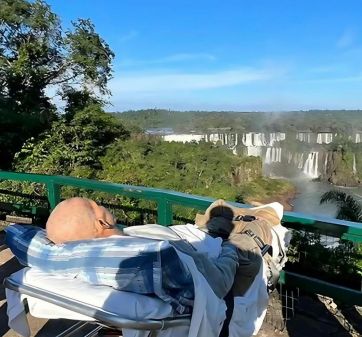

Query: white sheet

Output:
[229, 260, 269, 337]
[6, 252, 226, 337]
[124, 223, 222, 259]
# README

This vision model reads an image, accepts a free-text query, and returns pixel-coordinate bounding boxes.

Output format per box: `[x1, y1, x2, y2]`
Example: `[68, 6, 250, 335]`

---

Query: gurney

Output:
[4, 201, 289, 337]
[4, 267, 191, 337]
[4, 225, 229, 337]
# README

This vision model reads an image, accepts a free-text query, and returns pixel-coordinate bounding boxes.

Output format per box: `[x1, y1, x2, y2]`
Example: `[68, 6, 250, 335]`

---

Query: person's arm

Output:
[173, 240, 239, 299]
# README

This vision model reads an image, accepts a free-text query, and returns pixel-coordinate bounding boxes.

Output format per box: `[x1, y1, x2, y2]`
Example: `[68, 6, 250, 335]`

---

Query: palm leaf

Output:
[320, 190, 362, 223]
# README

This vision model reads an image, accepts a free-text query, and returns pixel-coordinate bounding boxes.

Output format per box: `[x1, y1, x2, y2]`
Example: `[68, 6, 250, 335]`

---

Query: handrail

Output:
[0, 170, 361, 304]
[0, 171, 361, 241]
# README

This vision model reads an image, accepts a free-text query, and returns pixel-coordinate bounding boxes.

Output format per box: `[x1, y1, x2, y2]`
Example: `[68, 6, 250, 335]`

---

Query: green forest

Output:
[116, 108, 362, 133]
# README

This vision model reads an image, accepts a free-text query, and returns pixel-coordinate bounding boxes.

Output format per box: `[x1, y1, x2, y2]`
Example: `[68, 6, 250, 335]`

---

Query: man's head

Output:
[46, 197, 120, 244]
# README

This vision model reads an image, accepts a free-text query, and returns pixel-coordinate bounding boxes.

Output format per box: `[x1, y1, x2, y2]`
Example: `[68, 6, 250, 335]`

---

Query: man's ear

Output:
[94, 219, 107, 236]
[97, 218, 113, 229]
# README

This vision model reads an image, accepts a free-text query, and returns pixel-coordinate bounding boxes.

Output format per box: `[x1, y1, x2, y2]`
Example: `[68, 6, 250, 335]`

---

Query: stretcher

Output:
[4, 268, 192, 337]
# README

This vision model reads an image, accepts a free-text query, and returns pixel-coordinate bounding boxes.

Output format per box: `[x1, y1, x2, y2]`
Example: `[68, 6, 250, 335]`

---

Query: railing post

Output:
[47, 182, 61, 210]
[157, 199, 173, 226]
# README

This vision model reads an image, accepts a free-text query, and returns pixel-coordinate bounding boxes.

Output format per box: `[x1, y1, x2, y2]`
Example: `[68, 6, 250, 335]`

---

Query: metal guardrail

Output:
[0, 171, 361, 305]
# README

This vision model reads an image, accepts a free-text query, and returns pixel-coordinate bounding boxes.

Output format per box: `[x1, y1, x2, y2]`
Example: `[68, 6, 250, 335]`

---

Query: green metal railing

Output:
[0, 171, 361, 305]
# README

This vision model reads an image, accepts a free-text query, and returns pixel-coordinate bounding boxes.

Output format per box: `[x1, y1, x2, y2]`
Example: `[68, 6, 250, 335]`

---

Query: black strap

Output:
[242, 229, 273, 256]
[233, 214, 256, 222]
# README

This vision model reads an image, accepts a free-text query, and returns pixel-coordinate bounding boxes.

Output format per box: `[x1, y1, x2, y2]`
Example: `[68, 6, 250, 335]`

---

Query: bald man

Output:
[46, 197, 122, 244]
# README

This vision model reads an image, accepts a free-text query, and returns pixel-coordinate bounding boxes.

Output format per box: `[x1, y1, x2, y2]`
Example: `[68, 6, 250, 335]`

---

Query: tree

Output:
[14, 104, 129, 176]
[0, 0, 114, 168]
[320, 190, 362, 223]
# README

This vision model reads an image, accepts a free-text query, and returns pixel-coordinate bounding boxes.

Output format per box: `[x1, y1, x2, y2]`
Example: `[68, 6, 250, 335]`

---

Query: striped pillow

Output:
[5, 224, 194, 314]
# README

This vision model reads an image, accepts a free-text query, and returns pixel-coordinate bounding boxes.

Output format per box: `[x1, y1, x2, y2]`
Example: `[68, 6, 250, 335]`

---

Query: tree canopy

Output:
[0, 0, 114, 168]
[14, 104, 129, 177]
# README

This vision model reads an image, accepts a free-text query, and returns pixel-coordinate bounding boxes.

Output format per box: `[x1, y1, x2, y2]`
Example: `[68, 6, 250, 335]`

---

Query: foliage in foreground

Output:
[0, 0, 114, 168]
[286, 191, 362, 290]
[14, 104, 129, 177]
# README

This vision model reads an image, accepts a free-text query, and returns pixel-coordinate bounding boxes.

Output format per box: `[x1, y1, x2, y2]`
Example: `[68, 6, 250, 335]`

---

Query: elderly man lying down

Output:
[5, 197, 289, 337]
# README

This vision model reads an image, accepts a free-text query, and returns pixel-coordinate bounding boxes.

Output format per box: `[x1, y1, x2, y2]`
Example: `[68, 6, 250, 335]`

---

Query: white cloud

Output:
[336, 30, 355, 49]
[110, 67, 279, 94]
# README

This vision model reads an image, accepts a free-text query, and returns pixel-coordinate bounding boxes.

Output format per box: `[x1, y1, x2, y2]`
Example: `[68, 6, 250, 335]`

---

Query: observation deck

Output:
[0, 171, 361, 336]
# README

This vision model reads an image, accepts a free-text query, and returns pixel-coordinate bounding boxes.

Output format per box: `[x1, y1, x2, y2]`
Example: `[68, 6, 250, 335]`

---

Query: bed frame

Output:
[4, 276, 191, 337]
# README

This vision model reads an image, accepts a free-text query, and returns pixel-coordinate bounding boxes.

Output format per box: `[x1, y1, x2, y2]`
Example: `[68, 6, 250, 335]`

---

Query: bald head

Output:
[46, 197, 120, 244]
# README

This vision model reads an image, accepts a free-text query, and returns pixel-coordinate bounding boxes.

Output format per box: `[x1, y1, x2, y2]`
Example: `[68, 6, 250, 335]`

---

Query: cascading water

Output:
[353, 154, 357, 174]
[265, 148, 271, 164]
[247, 146, 262, 157]
[242, 133, 253, 146]
[298, 153, 304, 169]
[264, 147, 282, 164]
[324, 152, 328, 175]
[317, 133, 333, 144]
[303, 152, 319, 178]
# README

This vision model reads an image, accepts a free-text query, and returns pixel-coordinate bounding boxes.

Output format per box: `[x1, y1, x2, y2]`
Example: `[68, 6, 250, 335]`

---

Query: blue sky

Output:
[48, 0, 362, 111]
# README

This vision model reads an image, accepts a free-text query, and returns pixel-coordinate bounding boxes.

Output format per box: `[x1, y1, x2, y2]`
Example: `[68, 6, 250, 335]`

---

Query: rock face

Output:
[322, 147, 360, 187]
[231, 157, 262, 185]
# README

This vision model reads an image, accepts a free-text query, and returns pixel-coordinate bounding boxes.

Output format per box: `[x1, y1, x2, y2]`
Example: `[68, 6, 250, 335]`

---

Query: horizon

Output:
[111, 108, 362, 114]
[48, 0, 362, 111]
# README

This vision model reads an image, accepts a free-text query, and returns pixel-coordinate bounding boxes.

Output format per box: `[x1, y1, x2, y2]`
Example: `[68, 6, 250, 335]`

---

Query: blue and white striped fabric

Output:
[5, 224, 194, 314]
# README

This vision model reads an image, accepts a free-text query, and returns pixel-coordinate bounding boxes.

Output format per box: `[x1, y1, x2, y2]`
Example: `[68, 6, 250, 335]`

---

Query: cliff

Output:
[322, 147, 360, 187]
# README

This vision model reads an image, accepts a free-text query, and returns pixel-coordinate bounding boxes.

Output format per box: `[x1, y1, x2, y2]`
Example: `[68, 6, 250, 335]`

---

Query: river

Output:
[283, 175, 362, 218]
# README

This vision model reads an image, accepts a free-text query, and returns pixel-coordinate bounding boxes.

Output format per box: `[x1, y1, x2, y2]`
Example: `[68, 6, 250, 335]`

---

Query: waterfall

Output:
[296, 132, 312, 143]
[230, 133, 238, 155]
[353, 154, 357, 174]
[265, 147, 282, 163]
[242, 133, 253, 146]
[271, 148, 276, 162]
[326, 133, 333, 143]
[298, 153, 304, 169]
[253, 133, 264, 146]
[313, 152, 319, 177]
[324, 152, 328, 175]
[303, 152, 319, 178]
[163, 134, 205, 143]
[288, 152, 292, 164]
[265, 148, 272, 164]
[317, 133, 333, 144]
[247, 146, 262, 157]
[269, 132, 285, 146]
[356, 133, 361, 143]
